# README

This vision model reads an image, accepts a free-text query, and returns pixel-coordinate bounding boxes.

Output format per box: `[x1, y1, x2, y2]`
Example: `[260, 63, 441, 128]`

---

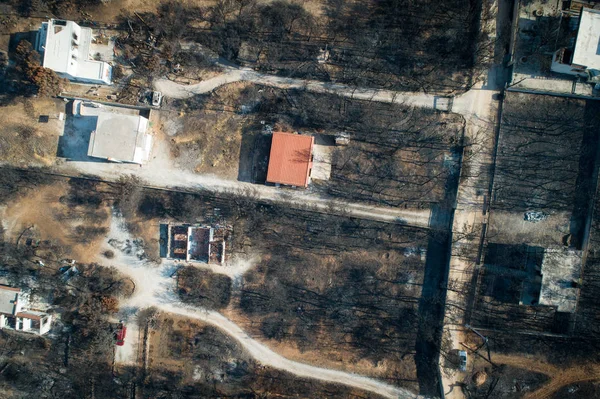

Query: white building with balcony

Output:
[0, 285, 52, 335]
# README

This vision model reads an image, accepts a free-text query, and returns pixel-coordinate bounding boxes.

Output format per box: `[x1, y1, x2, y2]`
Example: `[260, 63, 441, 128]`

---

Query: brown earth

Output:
[1, 181, 110, 263]
[158, 82, 254, 179]
[492, 353, 600, 399]
[147, 314, 198, 380]
[0, 98, 63, 167]
[221, 305, 409, 381]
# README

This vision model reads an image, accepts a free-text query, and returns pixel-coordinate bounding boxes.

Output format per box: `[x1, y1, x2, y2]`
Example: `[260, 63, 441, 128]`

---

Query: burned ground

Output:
[95, 176, 430, 389]
[118, 0, 486, 92]
[0, 250, 130, 399]
[0, 169, 112, 263]
[5, 0, 488, 93]
[145, 314, 386, 399]
[469, 243, 560, 333]
[470, 273, 558, 333]
[177, 267, 232, 310]
[223, 205, 428, 388]
[466, 363, 550, 399]
[169, 84, 463, 207]
[455, 92, 600, 398]
[572, 178, 600, 357]
[469, 92, 600, 334]
[493, 93, 600, 219]
[0, 170, 395, 398]
[551, 381, 600, 399]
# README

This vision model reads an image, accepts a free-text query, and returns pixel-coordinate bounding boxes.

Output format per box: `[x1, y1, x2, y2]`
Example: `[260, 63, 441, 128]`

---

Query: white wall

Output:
[21, 318, 31, 331]
[551, 50, 589, 77]
[14, 293, 24, 315]
[39, 315, 52, 335]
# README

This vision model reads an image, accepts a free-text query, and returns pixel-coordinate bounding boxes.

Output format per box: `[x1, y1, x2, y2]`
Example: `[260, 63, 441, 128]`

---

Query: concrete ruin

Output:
[165, 224, 230, 265]
[483, 244, 582, 313]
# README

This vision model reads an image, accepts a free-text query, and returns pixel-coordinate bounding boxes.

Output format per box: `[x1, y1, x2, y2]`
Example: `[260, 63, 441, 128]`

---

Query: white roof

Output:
[41, 19, 110, 83]
[539, 248, 582, 313]
[41, 20, 73, 73]
[572, 8, 600, 70]
[0, 286, 20, 315]
[87, 112, 151, 163]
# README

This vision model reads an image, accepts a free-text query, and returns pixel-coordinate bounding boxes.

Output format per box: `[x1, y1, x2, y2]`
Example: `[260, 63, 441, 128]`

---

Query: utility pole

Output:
[465, 324, 492, 363]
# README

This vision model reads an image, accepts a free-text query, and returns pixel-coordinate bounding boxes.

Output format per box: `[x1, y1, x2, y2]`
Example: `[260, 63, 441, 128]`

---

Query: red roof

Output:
[266, 132, 314, 187]
[16, 312, 42, 321]
[0, 286, 21, 292]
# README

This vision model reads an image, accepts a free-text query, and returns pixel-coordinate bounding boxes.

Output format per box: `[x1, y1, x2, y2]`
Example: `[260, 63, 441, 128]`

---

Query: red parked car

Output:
[115, 323, 127, 346]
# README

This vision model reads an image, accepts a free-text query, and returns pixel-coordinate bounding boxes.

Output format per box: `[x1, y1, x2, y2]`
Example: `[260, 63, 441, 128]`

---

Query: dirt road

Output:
[438, 0, 507, 394]
[154, 58, 501, 119]
[439, 85, 498, 399]
[58, 153, 431, 228]
[104, 215, 420, 399]
[155, 69, 441, 110]
[492, 353, 600, 399]
[164, 304, 417, 399]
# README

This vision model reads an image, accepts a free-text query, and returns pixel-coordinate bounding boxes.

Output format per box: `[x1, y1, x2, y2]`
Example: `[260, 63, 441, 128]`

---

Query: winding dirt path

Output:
[155, 68, 440, 110]
[162, 303, 415, 399]
[154, 66, 491, 119]
[105, 215, 419, 399]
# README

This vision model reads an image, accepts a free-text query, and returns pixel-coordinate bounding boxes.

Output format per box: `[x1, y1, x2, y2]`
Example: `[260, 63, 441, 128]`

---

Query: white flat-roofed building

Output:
[36, 19, 112, 85]
[551, 8, 600, 78]
[538, 248, 582, 313]
[571, 8, 600, 72]
[87, 112, 153, 164]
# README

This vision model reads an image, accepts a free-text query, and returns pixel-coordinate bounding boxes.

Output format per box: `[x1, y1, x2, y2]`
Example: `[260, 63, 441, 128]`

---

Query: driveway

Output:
[154, 69, 439, 109]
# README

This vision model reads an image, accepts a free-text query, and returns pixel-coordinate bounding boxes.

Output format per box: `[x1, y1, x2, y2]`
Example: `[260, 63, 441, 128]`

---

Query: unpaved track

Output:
[155, 68, 439, 109]
[162, 304, 416, 399]
[525, 371, 600, 399]
[155, 65, 494, 118]
[492, 353, 600, 399]
[105, 215, 419, 399]
[58, 160, 431, 227]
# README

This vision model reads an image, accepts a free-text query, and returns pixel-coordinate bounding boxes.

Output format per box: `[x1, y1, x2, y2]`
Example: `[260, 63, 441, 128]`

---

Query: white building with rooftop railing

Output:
[36, 19, 112, 85]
